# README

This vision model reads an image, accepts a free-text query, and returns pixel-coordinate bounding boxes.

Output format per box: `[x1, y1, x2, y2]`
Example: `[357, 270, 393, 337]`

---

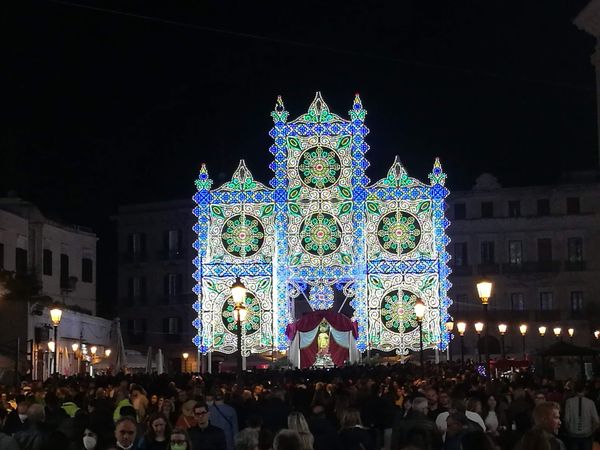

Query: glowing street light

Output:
[231, 277, 247, 305]
[474, 322, 484, 364]
[457, 321, 466, 367]
[553, 327, 562, 339]
[539, 326, 547, 337]
[476, 281, 492, 378]
[498, 323, 507, 358]
[49, 305, 63, 375]
[48, 340, 55, 352]
[105, 348, 111, 357]
[71, 343, 79, 352]
[519, 324, 528, 359]
[414, 299, 426, 377]
[182, 352, 189, 372]
[231, 278, 248, 378]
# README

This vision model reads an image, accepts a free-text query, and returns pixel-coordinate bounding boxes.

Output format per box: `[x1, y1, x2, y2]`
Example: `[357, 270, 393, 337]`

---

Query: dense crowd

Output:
[0, 362, 599, 450]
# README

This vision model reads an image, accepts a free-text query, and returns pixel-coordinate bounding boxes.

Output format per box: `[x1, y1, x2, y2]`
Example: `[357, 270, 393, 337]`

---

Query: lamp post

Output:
[457, 321, 466, 367]
[519, 324, 528, 360]
[445, 320, 454, 362]
[72, 343, 79, 374]
[568, 328, 574, 341]
[474, 322, 484, 364]
[497, 323, 507, 358]
[553, 327, 562, 340]
[594, 330, 600, 341]
[231, 277, 248, 379]
[105, 348, 111, 358]
[477, 281, 492, 378]
[414, 299, 426, 378]
[50, 306, 63, 375]
[182, 352, 189, 373]
[539, 326, 547, 337]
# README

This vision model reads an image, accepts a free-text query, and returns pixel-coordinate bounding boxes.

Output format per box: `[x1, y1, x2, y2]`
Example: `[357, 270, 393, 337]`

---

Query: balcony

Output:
[502, 261, 560, 274]
[121, 252, 148, 264]
[477, 263, 500, 275]
[565, 261, 586, 271]
[449, 265, 472, 276]
[127, 332, 147, 345]
[158, 249, 185, 261]
[534, 310, 562, 322]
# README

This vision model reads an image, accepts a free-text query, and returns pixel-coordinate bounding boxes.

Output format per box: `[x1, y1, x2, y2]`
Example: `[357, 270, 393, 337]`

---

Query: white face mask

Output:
[118, 444, 134, 450]
[18, 414, 28, 422]
[83, 436, 97, 450]
[206, 400, 214, 406]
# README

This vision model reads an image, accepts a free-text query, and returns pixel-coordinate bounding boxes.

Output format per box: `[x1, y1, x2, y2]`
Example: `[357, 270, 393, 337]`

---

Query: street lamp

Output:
[553, 327, 562, 339]
[595, 330, 600, 341]
[182, 352, 189, 373]
[48, 340, 55, 352]
[519, 324, 528, 360]
[105, 348, 111, 357]
[90, 346, 97, 357]
[231, 277, 248, 378]
[498, 323, 507, 358]
[445, 320, 454, 362]
[414, 299, 426, 377]
[50, 306, 63, 375]
[476, 281, 492, 377]
[474, 322, 484, 364]
[568, 328, 574, 340]
[539, 326, 547, 337]
[457, 321, 466, 367]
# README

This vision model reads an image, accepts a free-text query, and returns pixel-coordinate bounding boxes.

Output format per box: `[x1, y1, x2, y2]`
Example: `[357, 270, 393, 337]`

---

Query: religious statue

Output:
[314, 320, 334, 368]
[317, 320, 330, 354]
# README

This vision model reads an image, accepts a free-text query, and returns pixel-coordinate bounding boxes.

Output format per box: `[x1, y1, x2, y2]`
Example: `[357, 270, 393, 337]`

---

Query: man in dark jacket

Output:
[188, 402, 227, 450]
[14, 403, 48, 450]
[391, 397, 442, 450]
[308, 404, 340, 450]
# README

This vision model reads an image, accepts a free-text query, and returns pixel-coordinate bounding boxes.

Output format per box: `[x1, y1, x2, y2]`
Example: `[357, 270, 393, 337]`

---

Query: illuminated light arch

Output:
[192, 93, 451, 358]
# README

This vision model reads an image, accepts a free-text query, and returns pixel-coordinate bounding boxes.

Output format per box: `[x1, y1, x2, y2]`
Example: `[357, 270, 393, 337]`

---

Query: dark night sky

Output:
[2, 1, 597, 309]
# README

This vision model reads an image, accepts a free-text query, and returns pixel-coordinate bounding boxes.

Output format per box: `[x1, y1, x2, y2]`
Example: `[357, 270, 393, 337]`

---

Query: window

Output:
[127, 232, 146, 256]
[454, 203, 466, 220]
[15, 248, 27, 274]
[81, 258, 93, 283]
[537, 238, 552, 262]
[567, 237, 583, 262]
[481, 202, 494, 218]
[508, 240, 523, 265]
[480, 241, 495, 264]
[571, 291, 584, 313]
[511, 293, 525, 311]
[508, 200, 521, 218]
[42, 249, 52, 276]
[453, 243, 468, 266]
[60, 254, 70, 289]
[537, 199, 550, 216]
[453, 294, 467, 313]
[127, 318, 147, 335]
[165, 229, 182, 252]
[164, 273, 183, 297]
[567, 197, 580, 214]
[0, 243, 4, 270]
[165, 317, 181, 334]
[127, 277, 147, 303]
[540, 292, 553, 310]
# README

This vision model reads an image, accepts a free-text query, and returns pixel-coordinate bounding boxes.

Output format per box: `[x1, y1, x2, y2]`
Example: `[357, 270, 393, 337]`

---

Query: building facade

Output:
[115, 200, 197, 373]
[0, 197, 112, 380]
[115, 171, 600, 368]
[447, 173, 600, 360]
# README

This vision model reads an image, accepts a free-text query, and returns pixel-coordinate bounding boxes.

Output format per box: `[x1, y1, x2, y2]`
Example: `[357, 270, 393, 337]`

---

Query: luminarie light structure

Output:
[192, 93, 451, 361]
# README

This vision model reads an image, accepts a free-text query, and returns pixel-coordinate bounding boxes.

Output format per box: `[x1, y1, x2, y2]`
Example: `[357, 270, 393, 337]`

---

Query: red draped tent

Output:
[286, 310, 359, 368]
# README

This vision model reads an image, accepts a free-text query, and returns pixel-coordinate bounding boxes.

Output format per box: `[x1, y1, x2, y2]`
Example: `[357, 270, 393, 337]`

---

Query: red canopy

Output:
[285, 310, 358, 340]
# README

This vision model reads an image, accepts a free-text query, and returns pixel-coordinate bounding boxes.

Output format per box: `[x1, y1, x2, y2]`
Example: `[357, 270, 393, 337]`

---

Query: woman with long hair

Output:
[141, 413, 172, 450]
[338, 408, 375, 450]
[287, 412, 314, 450]
[167, 428, 193, 450]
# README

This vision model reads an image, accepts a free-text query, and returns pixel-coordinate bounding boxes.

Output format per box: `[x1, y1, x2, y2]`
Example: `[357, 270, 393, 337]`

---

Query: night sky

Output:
[3, 1, 597, 311]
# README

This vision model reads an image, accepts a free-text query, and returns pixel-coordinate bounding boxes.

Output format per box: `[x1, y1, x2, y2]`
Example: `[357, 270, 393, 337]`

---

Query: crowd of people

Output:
[0, 361, 599, 450]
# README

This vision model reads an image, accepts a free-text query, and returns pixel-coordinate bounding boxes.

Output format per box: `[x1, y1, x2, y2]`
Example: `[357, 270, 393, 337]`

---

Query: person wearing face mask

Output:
[3, 394, 30, 435]
[168, 428, 192, 450]
[81, 427, 101, 450]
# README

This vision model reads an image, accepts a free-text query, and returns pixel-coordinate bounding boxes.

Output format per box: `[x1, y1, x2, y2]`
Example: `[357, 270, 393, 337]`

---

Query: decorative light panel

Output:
[193, 92, 451, 356]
